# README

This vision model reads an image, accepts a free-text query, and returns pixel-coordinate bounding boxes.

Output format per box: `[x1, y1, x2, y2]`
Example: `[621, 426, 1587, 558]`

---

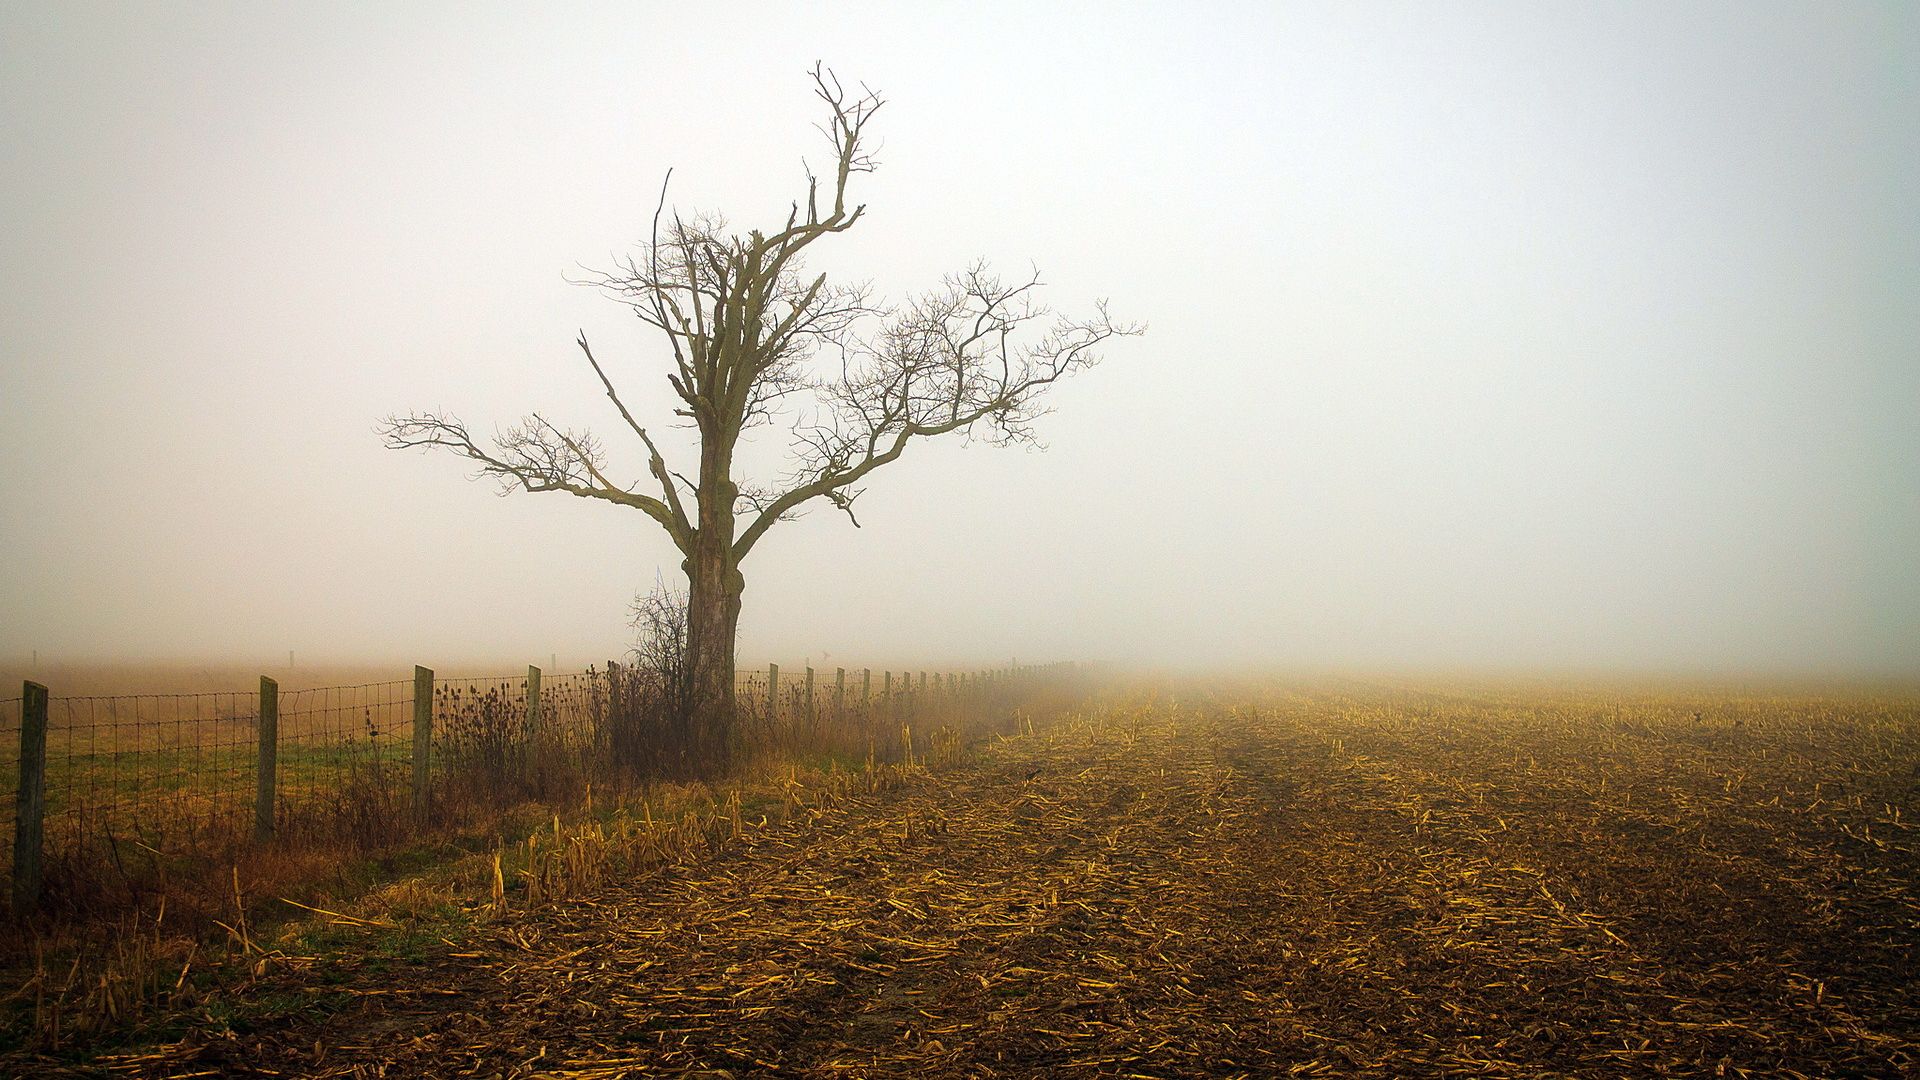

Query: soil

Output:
[50, 687, 1920, 1078]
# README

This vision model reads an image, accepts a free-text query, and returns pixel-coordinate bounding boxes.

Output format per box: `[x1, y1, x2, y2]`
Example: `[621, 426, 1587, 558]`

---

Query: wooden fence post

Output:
[805, 666, 815, 729]
[768, 663, 779, 724]
[412, 665, 433, 818]
[12, 681, 48, 912]
[526, 665, 542, 733]
[255, 676, 278, 843]
[835, 667, 846, 726]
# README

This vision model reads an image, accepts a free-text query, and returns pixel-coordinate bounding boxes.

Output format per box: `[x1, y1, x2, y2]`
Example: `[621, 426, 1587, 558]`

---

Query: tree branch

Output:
[731, 269, 1142, 560]
[575, 332, 694, 539]
[379, 411, 692, 552]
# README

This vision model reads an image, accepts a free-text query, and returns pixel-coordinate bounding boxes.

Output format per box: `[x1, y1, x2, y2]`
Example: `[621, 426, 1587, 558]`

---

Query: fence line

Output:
[6, 661, 1075, 913]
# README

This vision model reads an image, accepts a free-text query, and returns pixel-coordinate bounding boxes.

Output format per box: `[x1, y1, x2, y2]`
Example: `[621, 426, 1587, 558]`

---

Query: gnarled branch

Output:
[731, 266, 1142, 560]
[379, 411, 692, 551]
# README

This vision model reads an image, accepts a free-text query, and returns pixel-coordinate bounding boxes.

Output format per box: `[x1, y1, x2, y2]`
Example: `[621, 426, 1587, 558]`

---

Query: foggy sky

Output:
[2, 2, 1915, 676]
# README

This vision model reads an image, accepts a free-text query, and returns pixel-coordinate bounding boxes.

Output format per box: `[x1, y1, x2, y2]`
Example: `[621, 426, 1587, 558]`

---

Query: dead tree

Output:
[381, 66, 1140, 767]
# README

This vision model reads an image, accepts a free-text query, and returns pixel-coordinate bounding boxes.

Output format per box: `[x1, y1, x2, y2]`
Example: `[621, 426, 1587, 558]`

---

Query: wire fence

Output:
[4, 661, 1074, 915]
[274, 680, 415, 846]
[50, 695, 227, 862]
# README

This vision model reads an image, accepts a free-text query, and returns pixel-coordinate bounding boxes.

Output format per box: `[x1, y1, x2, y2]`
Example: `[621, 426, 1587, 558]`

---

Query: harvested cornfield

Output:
[42, 682, 1920, 1077]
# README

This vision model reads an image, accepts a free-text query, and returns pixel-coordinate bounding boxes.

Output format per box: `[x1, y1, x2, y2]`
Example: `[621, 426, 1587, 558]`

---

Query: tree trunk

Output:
[683, 428, 743, 771]
[684, 545, 740, 772]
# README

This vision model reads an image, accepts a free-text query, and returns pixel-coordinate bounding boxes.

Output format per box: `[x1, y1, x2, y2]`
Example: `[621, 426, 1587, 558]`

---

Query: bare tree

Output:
[616, 580, 692, 773]
[381, 66, 1140, 766]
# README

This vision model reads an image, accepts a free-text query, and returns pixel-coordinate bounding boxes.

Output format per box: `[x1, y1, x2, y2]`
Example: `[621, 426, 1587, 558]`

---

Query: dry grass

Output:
[7, 678, 1911, 1077]
[3, 662, 1061, 922]
[1, 671, 1078, 1060]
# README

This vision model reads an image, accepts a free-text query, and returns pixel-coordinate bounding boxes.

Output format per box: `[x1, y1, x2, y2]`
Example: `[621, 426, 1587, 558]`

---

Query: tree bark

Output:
[684, 543, 741, 771]
[684, 433, 742, 770]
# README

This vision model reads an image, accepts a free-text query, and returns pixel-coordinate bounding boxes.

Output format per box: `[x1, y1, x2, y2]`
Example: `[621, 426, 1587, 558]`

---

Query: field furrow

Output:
[71, 689, 1920, 1079]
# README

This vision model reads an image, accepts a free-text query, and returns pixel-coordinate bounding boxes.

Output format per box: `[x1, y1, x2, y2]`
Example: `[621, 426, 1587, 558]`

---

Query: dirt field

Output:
[64, 684, 1920, 1078]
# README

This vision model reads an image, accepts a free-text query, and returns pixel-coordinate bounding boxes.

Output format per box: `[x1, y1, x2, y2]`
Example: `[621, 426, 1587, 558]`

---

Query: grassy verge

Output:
[0, 748, 944, 1066]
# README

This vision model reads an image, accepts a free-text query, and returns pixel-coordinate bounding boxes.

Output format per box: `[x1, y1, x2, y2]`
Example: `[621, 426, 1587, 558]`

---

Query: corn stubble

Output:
[15, 682, 1920, 1078]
